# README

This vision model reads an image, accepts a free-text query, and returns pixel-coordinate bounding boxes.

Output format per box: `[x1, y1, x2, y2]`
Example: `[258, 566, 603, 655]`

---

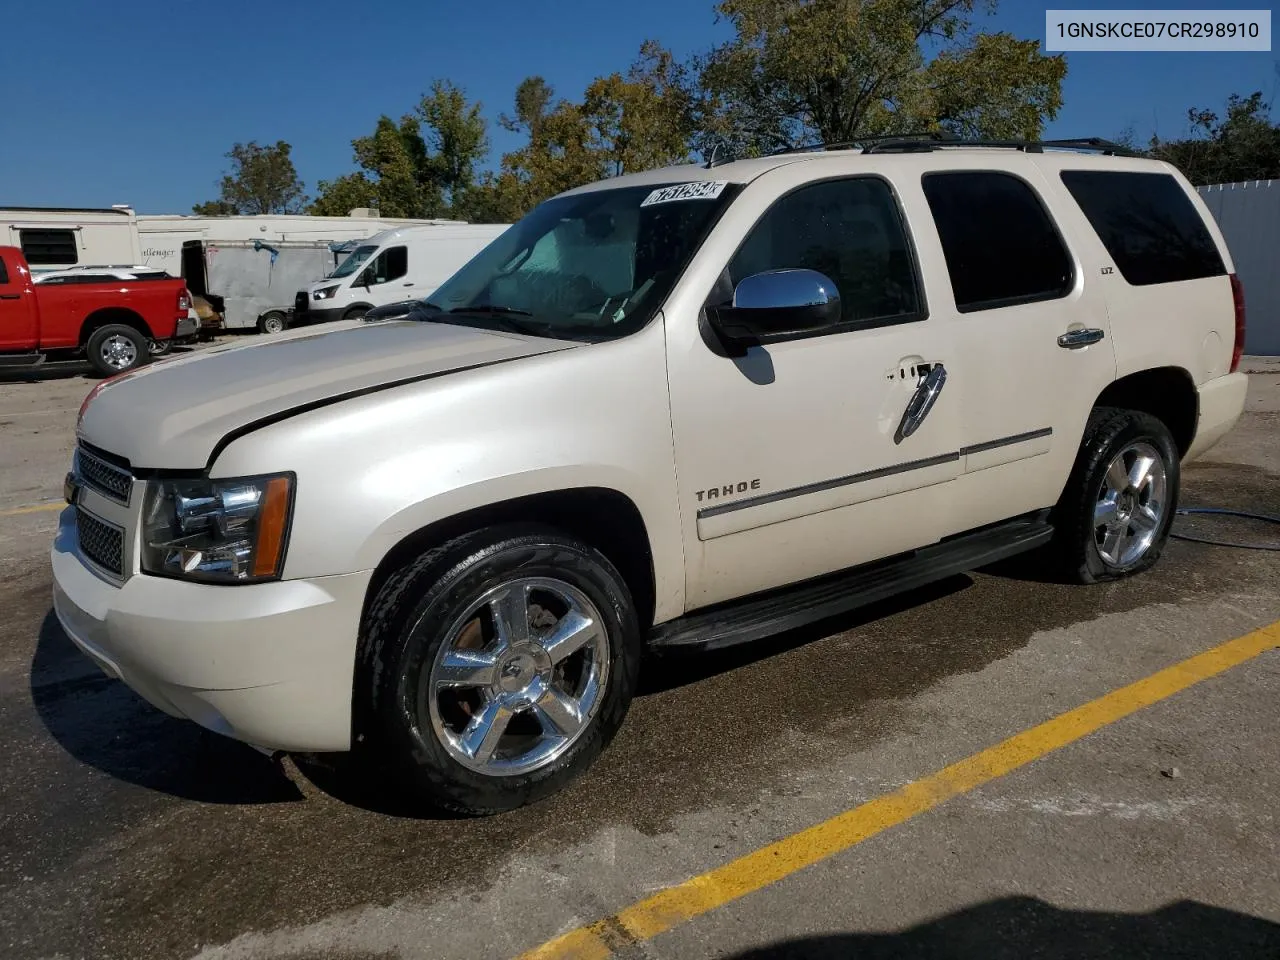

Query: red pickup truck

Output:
[0, 246, 196, 377]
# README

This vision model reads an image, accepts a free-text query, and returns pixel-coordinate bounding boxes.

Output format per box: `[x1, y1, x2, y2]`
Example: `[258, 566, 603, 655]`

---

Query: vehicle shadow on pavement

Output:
[30, 608, 303, 804]
[721, 896, 1280, 958]
[638, 575, 974, 695]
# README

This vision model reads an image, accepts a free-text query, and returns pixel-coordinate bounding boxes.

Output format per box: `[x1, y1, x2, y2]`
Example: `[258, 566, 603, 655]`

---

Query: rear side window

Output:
[727, 176, 922, 326]
[922, 171, 1073, 313]
[19, 229, 78, 266]
[1059, 170, 1226, 286]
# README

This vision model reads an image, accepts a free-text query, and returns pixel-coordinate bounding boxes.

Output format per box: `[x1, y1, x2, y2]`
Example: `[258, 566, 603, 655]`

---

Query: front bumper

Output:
[292, 303, 348, 326]
[51, 506, 371, 752]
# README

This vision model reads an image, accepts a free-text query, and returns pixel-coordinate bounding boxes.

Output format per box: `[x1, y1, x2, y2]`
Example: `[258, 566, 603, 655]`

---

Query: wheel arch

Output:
[1092, 366, 1198, 457]
[359, 486, 658, 637]
[80, 307, 152, 345]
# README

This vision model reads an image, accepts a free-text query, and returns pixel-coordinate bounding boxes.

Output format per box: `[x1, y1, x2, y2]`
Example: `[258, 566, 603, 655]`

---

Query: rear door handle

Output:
[895, 362, 947, 444]
[1058, 327, 1105, 349]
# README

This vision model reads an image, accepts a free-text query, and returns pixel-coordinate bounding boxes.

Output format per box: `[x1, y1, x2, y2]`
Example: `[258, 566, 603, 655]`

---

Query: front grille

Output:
[77, 508, 125, 577]
[78, 445, 132, 505]
[294, 291, 309, 313]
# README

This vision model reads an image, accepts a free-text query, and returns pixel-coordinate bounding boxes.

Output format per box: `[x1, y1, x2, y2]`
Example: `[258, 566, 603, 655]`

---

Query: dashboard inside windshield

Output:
[425, 181, 741, 340]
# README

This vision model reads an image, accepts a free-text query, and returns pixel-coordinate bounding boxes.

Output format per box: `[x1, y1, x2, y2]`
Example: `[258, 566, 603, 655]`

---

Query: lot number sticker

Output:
[641, 181, 729, 207]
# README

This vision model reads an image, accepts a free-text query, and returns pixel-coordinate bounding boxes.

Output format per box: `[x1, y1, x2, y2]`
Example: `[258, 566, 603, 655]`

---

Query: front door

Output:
[908, 164, 1118, 533]
[664, 168, 961, 610]
[0, 251, 38, 351]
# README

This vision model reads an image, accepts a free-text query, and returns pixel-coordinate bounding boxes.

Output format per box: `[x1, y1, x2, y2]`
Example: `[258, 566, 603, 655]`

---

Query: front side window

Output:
[1060, 170, 1225, 286]
[922, 171, 1074, 313]
[19, 229, 78, 266]
[724, 177, 921, 326]
[426, 181, 740, 340]
[330, 244, 377, 279]
[360, 246, 408, 285]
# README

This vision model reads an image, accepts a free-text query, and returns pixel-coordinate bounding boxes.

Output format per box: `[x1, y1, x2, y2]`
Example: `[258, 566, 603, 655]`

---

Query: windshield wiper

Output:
[447, 305, 534, 317]
[445, 305, 549, 337]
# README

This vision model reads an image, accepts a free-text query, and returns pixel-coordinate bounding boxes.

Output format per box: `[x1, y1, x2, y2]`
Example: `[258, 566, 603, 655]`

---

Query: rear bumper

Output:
[173, 316, 198, 340]
[50, 507, 371, 752]
[1186, 372, 1249, 461]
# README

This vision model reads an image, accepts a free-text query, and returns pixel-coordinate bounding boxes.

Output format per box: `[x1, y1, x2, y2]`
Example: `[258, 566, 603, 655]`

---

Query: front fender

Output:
[210, 324, 687, 622]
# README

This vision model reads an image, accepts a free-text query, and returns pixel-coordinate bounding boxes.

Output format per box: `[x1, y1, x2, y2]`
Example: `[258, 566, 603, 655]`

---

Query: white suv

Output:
[52, 137, 1249, 814]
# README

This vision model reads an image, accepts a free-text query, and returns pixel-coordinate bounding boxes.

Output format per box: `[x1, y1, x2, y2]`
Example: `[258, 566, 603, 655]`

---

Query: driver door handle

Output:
[1058, 327, 1105, 349]
[895, 362, 947, 444]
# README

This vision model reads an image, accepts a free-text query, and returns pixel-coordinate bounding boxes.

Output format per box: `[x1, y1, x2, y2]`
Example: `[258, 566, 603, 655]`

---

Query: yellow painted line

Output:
[518, 619, 1280, 960]
[0, 501, 64, 518]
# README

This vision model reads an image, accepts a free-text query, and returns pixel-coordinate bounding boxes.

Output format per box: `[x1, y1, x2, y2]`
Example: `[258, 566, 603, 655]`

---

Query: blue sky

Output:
[3, 0, 1274, 214]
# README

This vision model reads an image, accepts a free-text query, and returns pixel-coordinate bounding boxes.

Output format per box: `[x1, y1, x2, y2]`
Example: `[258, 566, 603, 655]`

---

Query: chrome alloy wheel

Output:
[100, 334, 138, 371]
[1093, 440, 1167, 568]
[424, 577, 610, 776]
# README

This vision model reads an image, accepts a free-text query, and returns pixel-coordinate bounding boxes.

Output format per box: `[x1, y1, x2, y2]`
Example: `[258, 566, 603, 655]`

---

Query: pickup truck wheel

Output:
[359, 526, 640, 815]
[1052, 407, 1179, 584]
[148, 338, 172, 357]
[86, 325, 148, 377]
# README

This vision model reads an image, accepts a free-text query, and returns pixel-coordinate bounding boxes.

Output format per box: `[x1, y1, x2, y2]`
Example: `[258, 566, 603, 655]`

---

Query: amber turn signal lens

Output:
[252, 476, 293, 578]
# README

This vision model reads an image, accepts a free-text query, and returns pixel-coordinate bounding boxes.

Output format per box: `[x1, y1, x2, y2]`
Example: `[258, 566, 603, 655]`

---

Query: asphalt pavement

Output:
[0, 356, 1277, 960]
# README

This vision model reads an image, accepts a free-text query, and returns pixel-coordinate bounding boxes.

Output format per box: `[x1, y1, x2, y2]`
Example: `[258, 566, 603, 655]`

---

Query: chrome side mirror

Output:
[708, 268, 842, 342]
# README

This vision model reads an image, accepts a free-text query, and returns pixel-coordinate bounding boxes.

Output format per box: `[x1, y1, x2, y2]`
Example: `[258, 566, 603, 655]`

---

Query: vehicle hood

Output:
[77, 319, 577, 469]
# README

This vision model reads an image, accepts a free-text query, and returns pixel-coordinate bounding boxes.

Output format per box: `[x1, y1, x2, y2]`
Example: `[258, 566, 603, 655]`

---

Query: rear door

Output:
[909, 163, 1117, 533]
[0, 251, 39, 350]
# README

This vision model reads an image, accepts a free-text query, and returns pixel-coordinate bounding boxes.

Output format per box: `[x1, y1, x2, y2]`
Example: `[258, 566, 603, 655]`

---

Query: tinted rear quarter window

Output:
[18, 229, 79, 266]
[1059, 170, 1225, 286]
[922, 171, 1073, 312]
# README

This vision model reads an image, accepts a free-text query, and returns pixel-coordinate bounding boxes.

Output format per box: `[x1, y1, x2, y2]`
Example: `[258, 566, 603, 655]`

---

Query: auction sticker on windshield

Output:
[641, 181, 729, 206]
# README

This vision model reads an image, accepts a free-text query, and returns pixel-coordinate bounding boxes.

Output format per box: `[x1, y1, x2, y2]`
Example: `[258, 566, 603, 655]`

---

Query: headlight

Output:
[313, 285, 339, 300]
[141, 474, 294, 583]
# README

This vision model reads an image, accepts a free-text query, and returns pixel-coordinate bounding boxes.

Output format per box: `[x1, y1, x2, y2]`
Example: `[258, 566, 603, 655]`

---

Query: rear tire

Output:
[148, 338, 172, 357]
[357, 525, 641, 815]
[257, 310, 287, 334]
[86, 324, 148, 377]
[1049, 406, 1180, 584]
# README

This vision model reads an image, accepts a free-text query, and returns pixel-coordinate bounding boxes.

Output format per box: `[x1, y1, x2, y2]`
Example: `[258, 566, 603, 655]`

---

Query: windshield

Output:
[423, 181, 740, 340]
[330, 244, 378, 279]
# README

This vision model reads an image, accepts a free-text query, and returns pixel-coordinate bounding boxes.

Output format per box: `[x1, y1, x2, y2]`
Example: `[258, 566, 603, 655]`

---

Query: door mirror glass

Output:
[709, 268, 841, 342]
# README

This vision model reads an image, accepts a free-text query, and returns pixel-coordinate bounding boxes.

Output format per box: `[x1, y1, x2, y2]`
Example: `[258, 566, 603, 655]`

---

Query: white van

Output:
[293, 223, 510, 324]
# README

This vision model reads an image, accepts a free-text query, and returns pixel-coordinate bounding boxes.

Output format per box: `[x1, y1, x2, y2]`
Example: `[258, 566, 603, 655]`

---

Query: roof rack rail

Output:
[768, 133, 1142, 158]
[864, 135, 1141, 157]
[772, 132, 955, 155]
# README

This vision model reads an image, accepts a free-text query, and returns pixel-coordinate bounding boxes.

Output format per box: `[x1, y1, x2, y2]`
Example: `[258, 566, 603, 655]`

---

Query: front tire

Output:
[1051, 406, 1180, 584]
[358, 526, 641, 815]
[86, 324, 148, 377]
[342, 305, 369, 322]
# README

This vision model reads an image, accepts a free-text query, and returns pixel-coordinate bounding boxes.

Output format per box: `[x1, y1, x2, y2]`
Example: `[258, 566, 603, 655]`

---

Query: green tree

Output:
[311, 81, 488, 218]
[194, 140, 308, 215]
[489, 43, 698, 217]
[696, 0, 1066, 155]
[1149, 91, 1280, 185]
